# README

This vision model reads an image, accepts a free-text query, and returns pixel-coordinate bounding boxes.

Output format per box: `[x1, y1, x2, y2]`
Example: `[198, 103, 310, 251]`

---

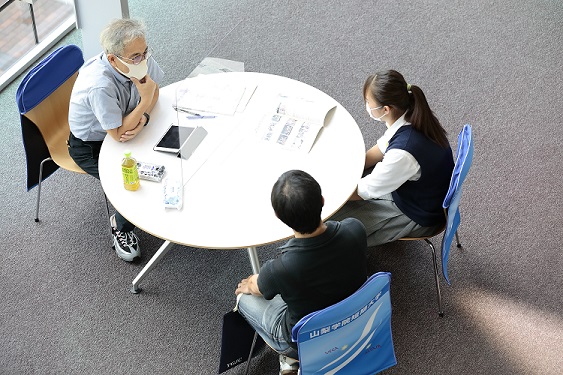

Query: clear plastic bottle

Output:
[122, 150, 140, 191]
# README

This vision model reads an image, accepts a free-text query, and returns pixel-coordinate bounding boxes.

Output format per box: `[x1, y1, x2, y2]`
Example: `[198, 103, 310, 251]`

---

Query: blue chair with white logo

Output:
[291, 272, 397, 375]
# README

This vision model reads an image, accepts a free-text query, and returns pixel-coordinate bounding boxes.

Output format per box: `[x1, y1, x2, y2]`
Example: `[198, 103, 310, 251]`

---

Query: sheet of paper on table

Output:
[175, 75, 256, 116]
[255, 95, 336, 153]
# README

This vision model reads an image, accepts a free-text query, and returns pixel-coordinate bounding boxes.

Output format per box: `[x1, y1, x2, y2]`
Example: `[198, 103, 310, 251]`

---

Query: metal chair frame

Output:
[399, 222, 462, 317]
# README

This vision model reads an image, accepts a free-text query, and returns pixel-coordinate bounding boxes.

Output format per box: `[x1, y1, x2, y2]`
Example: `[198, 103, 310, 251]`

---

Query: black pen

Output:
[172, 105, 202, 117]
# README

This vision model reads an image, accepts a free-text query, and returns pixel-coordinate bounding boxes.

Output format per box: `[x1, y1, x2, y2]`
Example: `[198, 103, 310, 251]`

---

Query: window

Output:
[0, 0, 76, 91]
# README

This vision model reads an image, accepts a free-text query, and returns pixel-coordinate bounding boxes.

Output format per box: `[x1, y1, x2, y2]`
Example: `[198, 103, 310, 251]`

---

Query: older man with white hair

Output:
[68, 18, 164, 262]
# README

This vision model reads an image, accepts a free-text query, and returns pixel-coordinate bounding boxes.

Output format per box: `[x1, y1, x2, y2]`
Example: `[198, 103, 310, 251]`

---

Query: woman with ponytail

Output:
[331, 70, 454, 247]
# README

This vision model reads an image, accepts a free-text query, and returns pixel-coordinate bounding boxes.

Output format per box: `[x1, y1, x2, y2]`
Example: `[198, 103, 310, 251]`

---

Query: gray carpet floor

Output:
[1, 0, 562, 374]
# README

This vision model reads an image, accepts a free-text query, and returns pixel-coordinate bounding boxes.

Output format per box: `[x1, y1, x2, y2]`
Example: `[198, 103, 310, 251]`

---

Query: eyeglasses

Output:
[117, 47, 152, 65]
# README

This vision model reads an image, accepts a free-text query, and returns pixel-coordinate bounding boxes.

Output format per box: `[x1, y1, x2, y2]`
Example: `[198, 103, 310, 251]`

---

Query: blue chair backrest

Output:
[291, 272, 396, 375]
[441, 124, 474, 284]
[16, 44, 84, 114]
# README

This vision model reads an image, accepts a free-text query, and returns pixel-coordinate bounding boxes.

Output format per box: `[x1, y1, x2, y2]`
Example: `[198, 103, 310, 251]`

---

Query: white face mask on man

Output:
[365, 102, 386, 122]
[115, 56, 149, 80]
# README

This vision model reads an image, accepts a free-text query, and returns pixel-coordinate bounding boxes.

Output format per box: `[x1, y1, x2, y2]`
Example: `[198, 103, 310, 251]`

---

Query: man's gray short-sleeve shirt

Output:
[69, 53, 164, 141]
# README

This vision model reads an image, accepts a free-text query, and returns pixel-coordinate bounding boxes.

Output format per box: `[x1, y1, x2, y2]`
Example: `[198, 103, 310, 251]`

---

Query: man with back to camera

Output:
[68, 18, 164, 262]
[235, 169, 368, 375]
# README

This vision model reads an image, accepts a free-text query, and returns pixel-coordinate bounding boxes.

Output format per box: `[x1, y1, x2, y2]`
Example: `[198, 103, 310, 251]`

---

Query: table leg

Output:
[247, 246, 261, 274]
[130, 240, 175, 294]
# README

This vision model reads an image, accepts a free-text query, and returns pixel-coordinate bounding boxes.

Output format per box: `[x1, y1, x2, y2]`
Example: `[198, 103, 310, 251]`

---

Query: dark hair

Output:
[363, 70, 449, 147]
[271, 170, 323, 234]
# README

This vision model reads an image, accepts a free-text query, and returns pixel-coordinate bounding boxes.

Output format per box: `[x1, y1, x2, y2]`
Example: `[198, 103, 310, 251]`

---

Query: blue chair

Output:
[291, 272, 397, 375]
[441, 124, 473, 284]
[16, 45, 85, 222]
[398, 124, 474, 317]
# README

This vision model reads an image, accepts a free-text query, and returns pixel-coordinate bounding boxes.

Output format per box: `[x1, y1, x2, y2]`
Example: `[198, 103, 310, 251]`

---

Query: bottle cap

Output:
[124, 150, 132, 158]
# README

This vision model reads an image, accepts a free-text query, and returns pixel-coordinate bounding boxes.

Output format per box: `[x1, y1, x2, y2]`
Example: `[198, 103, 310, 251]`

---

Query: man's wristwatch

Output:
[143, 112, 150, 126]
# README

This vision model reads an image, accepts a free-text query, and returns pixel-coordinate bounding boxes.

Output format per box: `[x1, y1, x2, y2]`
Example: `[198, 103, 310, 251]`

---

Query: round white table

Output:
[99, 72, 365, 293]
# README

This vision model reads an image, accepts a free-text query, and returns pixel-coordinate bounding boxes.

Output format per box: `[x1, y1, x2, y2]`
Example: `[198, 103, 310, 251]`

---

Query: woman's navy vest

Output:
[387, 126, 454, 227]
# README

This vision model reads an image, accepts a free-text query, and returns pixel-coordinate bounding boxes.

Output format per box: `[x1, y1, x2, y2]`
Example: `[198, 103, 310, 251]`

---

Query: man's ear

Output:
[321, 196, 325, 207]
[107, 54, 117, 66]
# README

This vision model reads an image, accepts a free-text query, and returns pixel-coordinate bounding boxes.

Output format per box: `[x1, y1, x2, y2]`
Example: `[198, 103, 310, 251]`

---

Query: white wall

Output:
[74, 0, 129, 60]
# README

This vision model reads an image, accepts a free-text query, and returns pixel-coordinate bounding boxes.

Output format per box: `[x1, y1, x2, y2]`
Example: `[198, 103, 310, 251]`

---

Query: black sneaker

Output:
[110, 214, 141, 262]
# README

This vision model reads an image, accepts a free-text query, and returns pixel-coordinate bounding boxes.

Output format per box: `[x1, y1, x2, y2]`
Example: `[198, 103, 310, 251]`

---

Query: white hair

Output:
[100, 18, 147, 56]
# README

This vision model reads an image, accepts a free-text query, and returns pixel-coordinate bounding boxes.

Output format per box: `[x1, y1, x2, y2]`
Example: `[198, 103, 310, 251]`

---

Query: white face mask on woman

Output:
[115, 57, 149, 80]
[365, 102, 385, 122]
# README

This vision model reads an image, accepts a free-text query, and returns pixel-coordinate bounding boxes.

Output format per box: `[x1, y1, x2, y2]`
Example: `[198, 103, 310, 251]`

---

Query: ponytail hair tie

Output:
[406, 83, 412, 91]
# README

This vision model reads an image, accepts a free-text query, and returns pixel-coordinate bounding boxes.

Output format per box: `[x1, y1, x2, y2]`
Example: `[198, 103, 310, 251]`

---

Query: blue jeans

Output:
[68, 133, 134, 232]
[238, 294, 299, 359]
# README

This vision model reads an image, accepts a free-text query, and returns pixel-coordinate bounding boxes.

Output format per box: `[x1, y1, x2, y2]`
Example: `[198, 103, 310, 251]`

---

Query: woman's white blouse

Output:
[357, 114, 421, 200]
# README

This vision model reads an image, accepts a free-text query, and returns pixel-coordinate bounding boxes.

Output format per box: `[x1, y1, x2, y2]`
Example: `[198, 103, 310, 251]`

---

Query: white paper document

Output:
[255, 95, 336, 153]
[175, 76, 255, 116]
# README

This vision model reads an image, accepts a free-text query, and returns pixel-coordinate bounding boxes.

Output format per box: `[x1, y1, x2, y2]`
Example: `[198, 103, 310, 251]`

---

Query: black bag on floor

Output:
[218, 306, 264, 373]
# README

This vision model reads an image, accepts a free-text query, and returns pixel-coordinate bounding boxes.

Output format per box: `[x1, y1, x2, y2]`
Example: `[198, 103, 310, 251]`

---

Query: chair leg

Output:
[455, 231, 462, 248]
[35, 157, 53, 222]
[424, 239, 444, 317]
[244, 332, 259, 375]
[103, 193, 112, 235]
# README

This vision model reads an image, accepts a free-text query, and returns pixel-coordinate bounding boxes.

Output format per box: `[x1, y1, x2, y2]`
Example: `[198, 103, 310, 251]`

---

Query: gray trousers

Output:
[329, 193, 442, 247]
